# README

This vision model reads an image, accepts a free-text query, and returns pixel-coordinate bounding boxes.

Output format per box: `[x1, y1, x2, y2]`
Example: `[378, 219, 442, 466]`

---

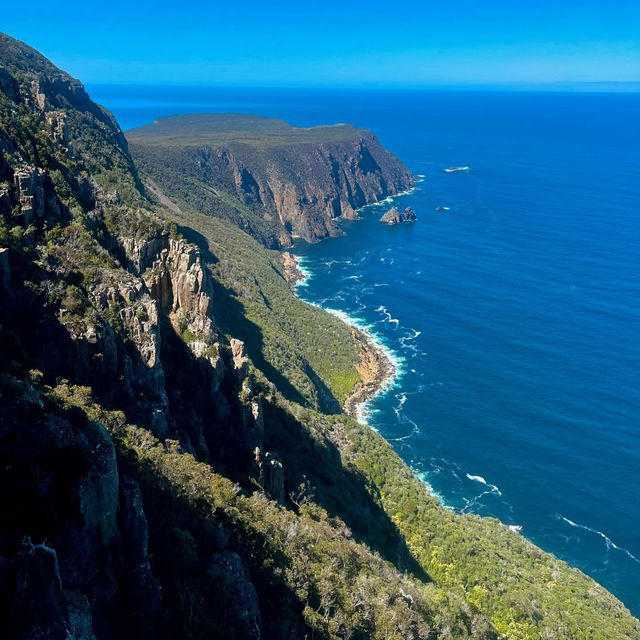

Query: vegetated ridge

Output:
[1, 31, 639, 640]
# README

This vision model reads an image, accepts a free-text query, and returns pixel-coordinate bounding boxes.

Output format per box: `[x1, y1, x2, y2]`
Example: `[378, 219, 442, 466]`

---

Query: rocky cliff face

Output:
[0, 33, 276, 639]
[128, 114, 414, 246]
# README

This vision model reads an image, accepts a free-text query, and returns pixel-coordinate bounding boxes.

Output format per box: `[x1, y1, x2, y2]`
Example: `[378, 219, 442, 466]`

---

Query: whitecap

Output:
[466, 473, 502, 496]
[376, 305, 400, 326]
[292, 255, 313, 289]
[556, 514, 640, 564]
[399, 329, 421, 348]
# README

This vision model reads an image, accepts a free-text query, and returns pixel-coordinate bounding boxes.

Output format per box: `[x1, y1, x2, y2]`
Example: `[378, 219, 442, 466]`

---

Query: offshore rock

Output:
[380, 206, 417, 225]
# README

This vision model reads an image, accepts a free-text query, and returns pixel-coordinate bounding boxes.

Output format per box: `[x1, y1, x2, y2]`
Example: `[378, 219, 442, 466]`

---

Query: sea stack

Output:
[380, 206, 417, 224]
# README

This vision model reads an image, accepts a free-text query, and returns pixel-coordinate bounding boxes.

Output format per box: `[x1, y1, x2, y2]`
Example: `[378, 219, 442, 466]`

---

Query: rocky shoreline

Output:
[280, 251, 396, 422]
[280, 251, 306, 285]
[344, 325, 395, 421]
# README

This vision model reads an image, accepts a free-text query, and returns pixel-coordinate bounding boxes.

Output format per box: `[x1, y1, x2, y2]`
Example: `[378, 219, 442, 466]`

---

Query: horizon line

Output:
[85, 80, 640, 93]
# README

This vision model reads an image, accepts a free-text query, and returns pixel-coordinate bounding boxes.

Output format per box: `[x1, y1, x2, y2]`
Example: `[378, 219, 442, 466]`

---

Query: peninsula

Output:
[128, 114, 414, 247]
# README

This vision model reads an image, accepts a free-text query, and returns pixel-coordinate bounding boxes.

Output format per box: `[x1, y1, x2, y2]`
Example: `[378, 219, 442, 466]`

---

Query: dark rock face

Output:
[8, 541, 73, 640]
[209, 552, 262, 639]
[0, 386, 120, 640]
[128, 114, 414, 246]
[380, 206, 417, 225]
[256, 449, 285, 503]
[0, 32, 267, 640]
[119, 477, 163, 631]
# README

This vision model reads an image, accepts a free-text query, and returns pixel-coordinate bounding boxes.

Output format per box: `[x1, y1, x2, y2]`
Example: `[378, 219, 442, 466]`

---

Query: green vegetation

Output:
[155, 200, 361, 412]
[43, 380, 495, 640]
[127, 113, 367, 150]
[36, 375, 640, 640]
[139, 163, 284, 247]
[324, 412, 639, 640]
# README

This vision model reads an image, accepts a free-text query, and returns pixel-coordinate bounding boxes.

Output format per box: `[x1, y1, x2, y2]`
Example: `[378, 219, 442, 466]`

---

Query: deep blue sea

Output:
[90, 85, 640, 615]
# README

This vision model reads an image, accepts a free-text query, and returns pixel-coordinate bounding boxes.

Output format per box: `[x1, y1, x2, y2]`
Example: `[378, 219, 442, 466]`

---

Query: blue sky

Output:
[3, 1, 639, 86]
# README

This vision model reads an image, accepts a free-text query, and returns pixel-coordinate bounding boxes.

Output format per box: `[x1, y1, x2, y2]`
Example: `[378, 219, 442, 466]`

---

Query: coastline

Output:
[344, 324, 395, 422]
[279, 183, 418, 424]
[281, 251, 399, 424]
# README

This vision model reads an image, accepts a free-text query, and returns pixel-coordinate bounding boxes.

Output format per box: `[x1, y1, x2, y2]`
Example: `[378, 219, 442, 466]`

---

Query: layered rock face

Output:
[128, 114, 414, 246]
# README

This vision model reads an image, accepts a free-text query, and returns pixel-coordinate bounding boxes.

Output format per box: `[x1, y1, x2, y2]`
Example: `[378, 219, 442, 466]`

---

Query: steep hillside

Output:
[1, 32, 639, 640]
[128, 113, 414, 247]
[150, 199, 362, 412]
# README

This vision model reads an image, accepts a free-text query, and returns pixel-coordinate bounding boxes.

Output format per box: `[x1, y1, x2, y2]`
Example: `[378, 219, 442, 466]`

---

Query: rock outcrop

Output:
[380, 206, 417, 224]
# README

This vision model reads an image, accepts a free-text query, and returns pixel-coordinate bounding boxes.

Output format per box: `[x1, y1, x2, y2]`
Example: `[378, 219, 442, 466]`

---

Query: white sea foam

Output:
[466, 473, 502, 496]
[413, 470, 454, 509]
[292, 255, 313, 289]
[318, 306, 405, 426]
[399, 329, 424, 356]
[557, 515, 640, 564]
[356, 185, 418, 213]
[375, 305, 400, 326]
[508, 524, 523, 534]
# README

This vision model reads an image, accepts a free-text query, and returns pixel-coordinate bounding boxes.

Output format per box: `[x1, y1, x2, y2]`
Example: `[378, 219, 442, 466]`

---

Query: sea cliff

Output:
[127, 113, 414, 247]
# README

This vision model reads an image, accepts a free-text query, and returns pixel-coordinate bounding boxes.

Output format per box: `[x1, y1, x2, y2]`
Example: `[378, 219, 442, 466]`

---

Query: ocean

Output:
[90, 85, 640, 615]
